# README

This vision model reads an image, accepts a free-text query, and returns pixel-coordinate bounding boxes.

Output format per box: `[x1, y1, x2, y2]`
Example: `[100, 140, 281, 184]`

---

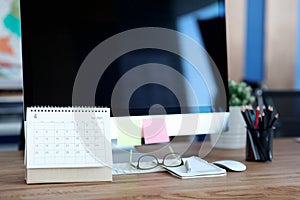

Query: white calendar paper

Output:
[25, 107, 112, 169]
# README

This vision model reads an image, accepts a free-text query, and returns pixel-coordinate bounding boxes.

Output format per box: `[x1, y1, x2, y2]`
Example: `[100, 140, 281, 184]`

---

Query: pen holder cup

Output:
[246, 127, 274, 162]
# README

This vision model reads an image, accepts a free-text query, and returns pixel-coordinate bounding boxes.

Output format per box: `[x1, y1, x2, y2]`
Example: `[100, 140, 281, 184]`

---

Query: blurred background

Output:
[227, 0, 299, 89]
[0, 0, 299, 151]
[0, 0, 22, 151]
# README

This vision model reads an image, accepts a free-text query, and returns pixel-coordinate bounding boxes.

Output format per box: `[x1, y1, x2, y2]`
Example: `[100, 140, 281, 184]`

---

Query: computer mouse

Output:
[212, 160, 246, 172]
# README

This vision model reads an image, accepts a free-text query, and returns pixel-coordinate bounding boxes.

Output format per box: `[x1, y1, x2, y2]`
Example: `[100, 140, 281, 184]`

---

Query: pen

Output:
[185, 160, 191, 173]
[261, 112, 265, 130]
[256, 88, 264, 115]
[265, 105, 273, 128]
[269, 113, 279, 128]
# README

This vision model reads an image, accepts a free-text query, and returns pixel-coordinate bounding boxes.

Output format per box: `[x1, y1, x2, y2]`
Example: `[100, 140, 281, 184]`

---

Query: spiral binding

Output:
[27, 106, 109, 113]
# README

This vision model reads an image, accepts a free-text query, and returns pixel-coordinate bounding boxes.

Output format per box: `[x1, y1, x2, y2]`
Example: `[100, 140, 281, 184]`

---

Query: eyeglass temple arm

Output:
[130, 149, 133, 163]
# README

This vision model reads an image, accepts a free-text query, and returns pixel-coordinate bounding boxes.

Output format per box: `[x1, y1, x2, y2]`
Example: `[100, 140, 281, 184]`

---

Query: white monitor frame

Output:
[110, 112, 229, 140]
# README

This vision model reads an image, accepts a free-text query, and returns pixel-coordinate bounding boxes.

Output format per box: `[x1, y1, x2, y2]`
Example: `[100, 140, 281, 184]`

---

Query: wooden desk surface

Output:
[0, 138, 299, 199]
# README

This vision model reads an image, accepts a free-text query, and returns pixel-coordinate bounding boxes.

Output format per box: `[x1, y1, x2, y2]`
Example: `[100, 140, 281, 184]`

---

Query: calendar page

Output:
[25, 107, 112, 169]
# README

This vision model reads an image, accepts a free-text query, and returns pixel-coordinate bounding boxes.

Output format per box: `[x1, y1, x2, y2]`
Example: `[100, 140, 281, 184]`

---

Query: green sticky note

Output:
[117, 119, 142, 146]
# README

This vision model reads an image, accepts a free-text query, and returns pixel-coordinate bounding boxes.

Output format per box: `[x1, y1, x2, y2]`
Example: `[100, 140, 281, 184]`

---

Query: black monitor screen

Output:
[20, 0, 229, 117]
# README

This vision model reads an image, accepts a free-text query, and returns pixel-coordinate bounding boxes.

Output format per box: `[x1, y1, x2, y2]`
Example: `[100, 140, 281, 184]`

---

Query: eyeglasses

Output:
[131, 152, 184, 170]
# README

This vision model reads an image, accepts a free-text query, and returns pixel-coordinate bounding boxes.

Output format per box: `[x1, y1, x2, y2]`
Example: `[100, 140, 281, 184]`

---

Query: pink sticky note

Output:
[142, 118, 170, 144]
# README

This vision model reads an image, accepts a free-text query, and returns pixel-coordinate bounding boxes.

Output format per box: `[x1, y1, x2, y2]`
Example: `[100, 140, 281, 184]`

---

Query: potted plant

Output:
[211, 80, 255, 149]
[228, 80, 255, 107]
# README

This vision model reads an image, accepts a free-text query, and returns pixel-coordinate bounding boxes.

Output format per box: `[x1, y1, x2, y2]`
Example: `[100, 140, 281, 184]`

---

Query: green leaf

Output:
[228, 79, 255, 106]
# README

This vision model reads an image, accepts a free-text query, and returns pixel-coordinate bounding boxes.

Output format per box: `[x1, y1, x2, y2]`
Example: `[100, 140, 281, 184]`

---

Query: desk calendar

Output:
[24, 107, 112, 184]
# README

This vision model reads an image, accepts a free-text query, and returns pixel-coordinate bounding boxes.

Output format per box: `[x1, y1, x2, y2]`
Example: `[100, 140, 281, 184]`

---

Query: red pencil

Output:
[254, 106, 260, 129]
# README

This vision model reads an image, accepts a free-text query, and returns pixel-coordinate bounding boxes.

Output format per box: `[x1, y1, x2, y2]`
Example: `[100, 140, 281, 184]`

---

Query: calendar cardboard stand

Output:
[24, 107, 112, 184]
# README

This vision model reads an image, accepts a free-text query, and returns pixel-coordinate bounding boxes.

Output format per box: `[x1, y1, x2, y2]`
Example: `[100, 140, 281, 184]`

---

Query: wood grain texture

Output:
[0, 138, 300, 200]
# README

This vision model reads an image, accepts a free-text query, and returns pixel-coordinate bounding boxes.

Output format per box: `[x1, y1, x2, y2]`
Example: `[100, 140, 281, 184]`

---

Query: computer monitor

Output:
[20, 0, 229, 157]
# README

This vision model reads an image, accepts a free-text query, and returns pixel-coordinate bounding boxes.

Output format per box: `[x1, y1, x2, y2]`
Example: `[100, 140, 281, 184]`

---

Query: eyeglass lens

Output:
[137, 153, 182, 169]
